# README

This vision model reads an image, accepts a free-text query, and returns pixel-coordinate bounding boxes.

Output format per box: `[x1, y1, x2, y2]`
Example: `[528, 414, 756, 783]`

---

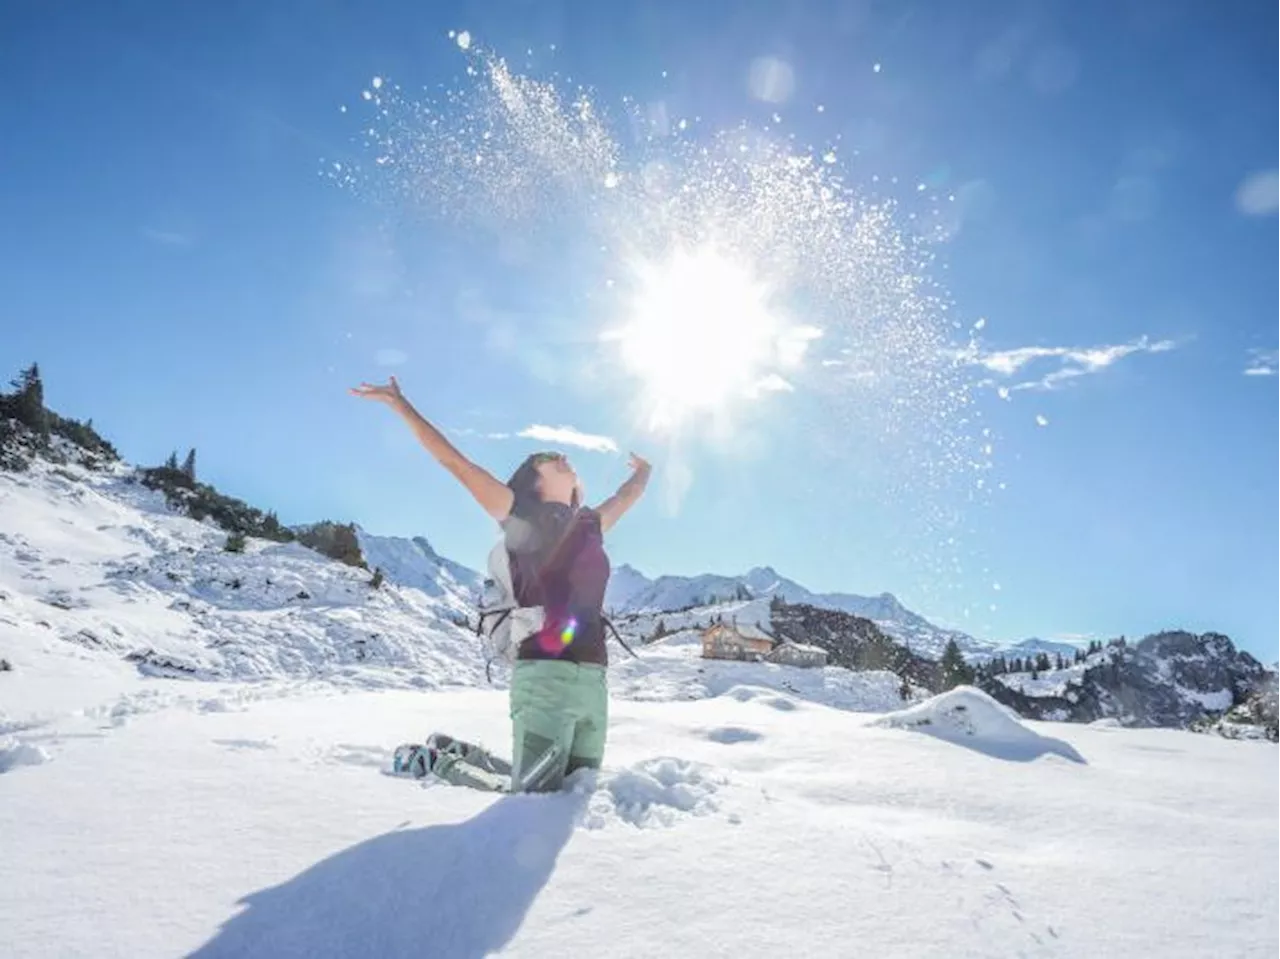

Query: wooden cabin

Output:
[701, 621, 776, 662]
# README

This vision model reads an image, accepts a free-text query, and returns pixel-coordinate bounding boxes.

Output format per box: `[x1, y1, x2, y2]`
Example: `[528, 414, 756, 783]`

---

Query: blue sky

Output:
[1, 0, 1276, 658]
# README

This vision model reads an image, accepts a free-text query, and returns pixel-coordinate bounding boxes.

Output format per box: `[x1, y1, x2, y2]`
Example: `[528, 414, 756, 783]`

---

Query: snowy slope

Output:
[0, 459, 488, 732]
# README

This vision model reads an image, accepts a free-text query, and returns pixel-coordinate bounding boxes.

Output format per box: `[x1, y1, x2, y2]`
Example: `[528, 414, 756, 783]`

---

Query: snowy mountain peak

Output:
[354, 527, 480, 605]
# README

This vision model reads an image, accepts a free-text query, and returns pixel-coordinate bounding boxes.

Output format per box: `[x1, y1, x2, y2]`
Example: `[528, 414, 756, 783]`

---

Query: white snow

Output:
[1, 462, 1277, 958]
[0, 734, 49, 772]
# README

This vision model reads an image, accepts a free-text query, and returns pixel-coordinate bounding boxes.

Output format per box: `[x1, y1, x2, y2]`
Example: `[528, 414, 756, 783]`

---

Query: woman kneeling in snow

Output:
[352, 376, 651, 792]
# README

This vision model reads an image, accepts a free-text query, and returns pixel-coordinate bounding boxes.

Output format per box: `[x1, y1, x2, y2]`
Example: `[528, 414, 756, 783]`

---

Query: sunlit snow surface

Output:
[1, 460, 1276, 958]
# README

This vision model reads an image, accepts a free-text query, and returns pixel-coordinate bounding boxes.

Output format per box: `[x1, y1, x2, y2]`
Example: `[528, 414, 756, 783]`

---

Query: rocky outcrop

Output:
[982, 632, 1274, 736]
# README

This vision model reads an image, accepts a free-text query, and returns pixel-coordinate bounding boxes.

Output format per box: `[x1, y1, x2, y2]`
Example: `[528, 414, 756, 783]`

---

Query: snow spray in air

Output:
[326, 34, 1000, 621]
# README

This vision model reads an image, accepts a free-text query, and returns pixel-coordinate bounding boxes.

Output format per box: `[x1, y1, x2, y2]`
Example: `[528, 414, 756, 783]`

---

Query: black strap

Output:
[604, 618, 639, 659]
[477, 608, 514, 685]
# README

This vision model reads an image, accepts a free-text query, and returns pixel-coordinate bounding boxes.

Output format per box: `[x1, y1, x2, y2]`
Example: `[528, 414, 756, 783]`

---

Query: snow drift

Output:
[872, 686, 1087, 763]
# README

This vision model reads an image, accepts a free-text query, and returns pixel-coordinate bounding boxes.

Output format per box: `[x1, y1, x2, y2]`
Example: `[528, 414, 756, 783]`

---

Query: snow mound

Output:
[575, 758, 726, 829]
[0, 735, 50, 773]
[871, 686, 1086, 763]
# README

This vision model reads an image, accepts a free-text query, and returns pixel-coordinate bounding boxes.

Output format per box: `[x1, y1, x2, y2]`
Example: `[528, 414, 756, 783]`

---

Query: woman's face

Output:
[534, 454, 580, 505]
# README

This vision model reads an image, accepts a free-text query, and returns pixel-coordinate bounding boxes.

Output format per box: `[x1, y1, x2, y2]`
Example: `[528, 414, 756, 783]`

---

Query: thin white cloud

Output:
[451, 428, 511, 440]
[518, 424, 619, 453]
[1235, 170, 1279, 216]
[960, 336, 1179, 392]
[142, 227, 194, 247]
[748, 373, 795, 396]
[1244, 348, 1278, 377]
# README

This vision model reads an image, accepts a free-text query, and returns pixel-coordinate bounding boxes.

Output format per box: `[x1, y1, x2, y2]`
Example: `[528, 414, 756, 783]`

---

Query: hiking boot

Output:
[392, 743, 439, 779]
[425, 733, 477, 760]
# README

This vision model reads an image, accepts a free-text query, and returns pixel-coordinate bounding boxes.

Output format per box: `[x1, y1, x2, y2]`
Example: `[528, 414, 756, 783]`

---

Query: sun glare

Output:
[607, 246, 818, 432]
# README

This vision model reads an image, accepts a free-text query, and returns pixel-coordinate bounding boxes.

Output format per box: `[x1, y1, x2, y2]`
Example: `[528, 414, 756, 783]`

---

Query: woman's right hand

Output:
[350, 376, 405, 408]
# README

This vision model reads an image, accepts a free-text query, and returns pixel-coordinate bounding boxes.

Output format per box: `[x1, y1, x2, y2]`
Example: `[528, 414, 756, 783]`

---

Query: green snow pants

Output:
[509, 660, 609, 793]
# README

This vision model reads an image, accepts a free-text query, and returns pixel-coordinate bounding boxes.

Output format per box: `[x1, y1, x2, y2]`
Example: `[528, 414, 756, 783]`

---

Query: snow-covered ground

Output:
[2, 461, 1277, 958]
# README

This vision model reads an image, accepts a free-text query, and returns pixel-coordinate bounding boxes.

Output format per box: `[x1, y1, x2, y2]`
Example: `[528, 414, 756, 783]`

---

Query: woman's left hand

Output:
[628, 453, 652, 477]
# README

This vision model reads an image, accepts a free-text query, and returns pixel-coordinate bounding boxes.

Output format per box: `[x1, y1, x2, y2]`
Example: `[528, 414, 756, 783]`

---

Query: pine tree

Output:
[10, 363, 48, 444]
[1036, 652, 1052, 673]
[165, 450, 180, 471]
[1030, 666, 1039, 681]
[939, 639, 974, 691]
[370, 567, 385, 590]
[224, 530, 246, 553]
[181, 448, 197, 482]
[1055, 652, 1066, 671]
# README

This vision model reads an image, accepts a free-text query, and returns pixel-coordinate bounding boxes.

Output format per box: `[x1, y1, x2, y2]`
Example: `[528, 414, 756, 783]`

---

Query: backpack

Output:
[474, 538, 640, 682]
[475, 541, 546, 681]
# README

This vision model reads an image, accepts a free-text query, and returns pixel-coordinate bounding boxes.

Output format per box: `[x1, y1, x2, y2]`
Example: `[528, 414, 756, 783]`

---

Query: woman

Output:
[351, 376, 651, 793]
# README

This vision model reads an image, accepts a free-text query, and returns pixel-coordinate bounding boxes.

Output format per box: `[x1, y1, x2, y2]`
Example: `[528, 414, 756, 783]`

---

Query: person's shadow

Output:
[188, 790, 585, 959]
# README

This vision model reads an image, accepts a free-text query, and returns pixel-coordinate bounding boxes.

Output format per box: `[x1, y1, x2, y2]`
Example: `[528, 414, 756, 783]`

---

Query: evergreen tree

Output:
[1036, 652, 1052, 673]
[165, 450, 180, 471]
[10, 363, 48, 444]
[224, 530, 246, 553]
[1030, 666, 1039, 681]
[370, 567, 384, 590]
[1055, 652, 1066, 671]
[939, 638, 974, 691]
[181, 448, 197, 482]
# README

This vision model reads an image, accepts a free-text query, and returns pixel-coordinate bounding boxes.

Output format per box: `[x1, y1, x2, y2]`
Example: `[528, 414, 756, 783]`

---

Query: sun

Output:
[605, 246, 819, 432]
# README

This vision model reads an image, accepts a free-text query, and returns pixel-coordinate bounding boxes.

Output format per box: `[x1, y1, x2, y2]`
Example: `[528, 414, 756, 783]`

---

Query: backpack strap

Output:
[603, 617, 639, 659]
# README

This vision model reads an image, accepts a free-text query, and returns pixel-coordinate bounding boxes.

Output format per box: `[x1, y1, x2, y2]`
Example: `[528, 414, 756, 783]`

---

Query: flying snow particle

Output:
[873, 62, 882, 73]
[456, 30, 472, 51]
[372, 76, 383, 89]
[1035, 414, 1049, 427]
[974, 317, 986, 330]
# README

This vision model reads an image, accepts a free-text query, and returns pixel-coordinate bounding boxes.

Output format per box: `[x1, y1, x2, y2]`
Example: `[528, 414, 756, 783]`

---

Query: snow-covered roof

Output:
[775, 641, 827, 656]
[704, 621, 773, 642]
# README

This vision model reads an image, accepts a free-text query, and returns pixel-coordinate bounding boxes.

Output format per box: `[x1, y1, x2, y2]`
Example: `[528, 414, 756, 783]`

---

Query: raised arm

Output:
[351, 377, 514, 522]
[596, 453, 652, 533]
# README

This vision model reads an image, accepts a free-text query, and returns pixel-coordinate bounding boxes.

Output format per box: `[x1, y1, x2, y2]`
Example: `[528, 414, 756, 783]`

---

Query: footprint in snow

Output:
[329, 744, 387, 768]
[705, 726, 764, 745]
[214, 738, 276, 752]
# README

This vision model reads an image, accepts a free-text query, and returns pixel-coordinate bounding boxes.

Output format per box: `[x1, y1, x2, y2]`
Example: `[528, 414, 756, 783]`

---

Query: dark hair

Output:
[506, 452, 579, 516]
